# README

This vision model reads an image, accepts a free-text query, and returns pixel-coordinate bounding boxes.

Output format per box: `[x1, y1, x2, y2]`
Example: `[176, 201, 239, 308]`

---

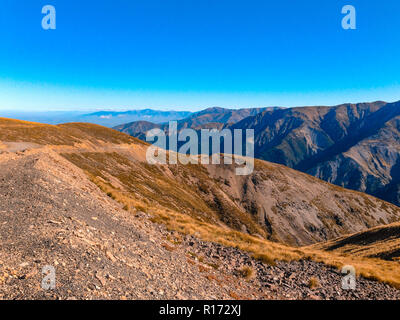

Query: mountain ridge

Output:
[1, 117, 399, 246]
[113, 100, 400, 207]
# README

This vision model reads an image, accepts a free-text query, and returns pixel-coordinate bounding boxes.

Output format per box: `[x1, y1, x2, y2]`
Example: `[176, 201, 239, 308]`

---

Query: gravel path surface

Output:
[186, 239, 400, 300]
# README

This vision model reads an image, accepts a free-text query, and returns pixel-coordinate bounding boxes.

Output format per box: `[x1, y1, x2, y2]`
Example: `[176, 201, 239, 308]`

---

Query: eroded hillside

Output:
[229, 101, 400, 206]
[0, 149, 270, 299]
[1, 118, 400, 296]
[115, 101, 400, 208]
[1, 118, 399, 247]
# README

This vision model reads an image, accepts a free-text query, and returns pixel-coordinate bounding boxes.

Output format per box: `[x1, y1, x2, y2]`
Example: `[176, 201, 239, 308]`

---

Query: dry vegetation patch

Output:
[237, 266, 255, 280]
[308, 277, 320, 289]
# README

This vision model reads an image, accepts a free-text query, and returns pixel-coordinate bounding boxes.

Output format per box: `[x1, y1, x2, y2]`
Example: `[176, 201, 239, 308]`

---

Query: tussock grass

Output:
[300, 247, 400, 289]
[93, 176, 400, 288]
[62, 151, 266, 239]
[303, 223, 400, 289]
[252, 253, 276, 266]
[60, 150, 400, 289]
[237, 266, 255, 279]
[0, 118, 145, 146]
[308, 277, 320, 289]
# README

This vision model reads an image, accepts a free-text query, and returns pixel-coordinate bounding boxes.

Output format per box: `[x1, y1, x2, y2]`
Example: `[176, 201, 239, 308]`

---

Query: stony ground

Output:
[0, 149, 262, 299]
[185, 238, 400, 300]
[0, 148, 399, 300]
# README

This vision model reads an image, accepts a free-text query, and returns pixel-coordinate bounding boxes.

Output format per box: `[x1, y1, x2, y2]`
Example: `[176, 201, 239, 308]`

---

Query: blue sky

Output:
[0, 0, 399, 111]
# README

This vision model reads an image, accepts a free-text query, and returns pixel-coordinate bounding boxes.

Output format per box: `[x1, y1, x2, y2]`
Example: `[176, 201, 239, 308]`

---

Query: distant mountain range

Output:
[4, 101, 400, 207]
[230, 101, 400, 206]
[0, 109, 192, 127]
[113, 101, 400, 207]
[114, 107, 280, 140]
[82, 109, 192, 127]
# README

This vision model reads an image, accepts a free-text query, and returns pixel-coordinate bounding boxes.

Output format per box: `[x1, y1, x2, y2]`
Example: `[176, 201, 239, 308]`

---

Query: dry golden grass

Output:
[61, 151, 267, 239]
[303, 222, 400, 288]
[2, 117, 400, 288]
[252, 253, 277, 266]
[308, 277, 320, 289]
[300, 248, 400, 288]
[149, 207, 302, 261]
[237, 266, 255, 280]
[0, 118, 145, 146]
[84, 165, 303, 262]
[59, 149, 400, 289]
[311, 222, 400, 259]
[89, 174, 400, 288]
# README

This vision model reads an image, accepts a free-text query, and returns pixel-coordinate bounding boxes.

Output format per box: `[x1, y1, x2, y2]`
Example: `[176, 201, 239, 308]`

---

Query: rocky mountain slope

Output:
[1, 149, 399, 299]
[113, 107, 274, 139]
[1, 117, 400, 299]
[229, 100, 400, 206]
[0, 149, 265, 299]
[1, 118, 399, 247]
[187, 239, 400, 300]
[115, 101, 400, 207]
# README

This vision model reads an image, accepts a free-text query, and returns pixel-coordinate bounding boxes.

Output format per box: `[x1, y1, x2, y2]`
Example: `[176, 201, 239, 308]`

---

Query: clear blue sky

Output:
[0, 0, 399, 111]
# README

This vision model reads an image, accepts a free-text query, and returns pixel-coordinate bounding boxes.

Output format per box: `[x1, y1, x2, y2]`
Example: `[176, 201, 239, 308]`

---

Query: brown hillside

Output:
[1, 117, 400, 294]
[0, 118, 399, 246]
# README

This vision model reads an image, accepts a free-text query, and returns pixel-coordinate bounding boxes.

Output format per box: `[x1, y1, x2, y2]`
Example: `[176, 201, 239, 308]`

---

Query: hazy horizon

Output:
[2, 97, 400, 114]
